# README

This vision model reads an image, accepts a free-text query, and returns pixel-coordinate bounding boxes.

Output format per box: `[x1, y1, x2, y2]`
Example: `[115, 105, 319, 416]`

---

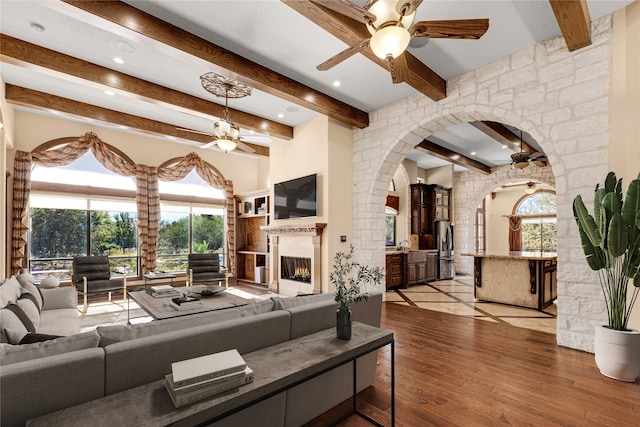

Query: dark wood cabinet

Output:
[405, 251, 428, 287]
[426, 252, 438, 282]
[410, 184, 451, 250]
[385, 253, 404, 289]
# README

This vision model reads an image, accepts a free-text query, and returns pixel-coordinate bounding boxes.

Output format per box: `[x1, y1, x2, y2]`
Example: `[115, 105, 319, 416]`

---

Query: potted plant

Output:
[573, 171, 640, 382]
[330, 245, 383, 340]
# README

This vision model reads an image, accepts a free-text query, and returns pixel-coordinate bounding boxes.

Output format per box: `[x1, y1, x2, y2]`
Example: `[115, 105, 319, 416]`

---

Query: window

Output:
[385, 207, 396, 247]
[29, 195, 138, 281]
[27, 150, 228, 280]
[157, 204, 225, 272]
[515, 192, 557, 252]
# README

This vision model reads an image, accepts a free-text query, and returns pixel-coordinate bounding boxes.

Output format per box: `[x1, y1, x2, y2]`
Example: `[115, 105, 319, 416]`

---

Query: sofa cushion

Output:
[0, 329, 100, 366]
[0, 277, 22, 309]
[38, 308, 81, 336]
[235, 298, 275, 316]
[97, 307, 243, 346]
[270, 292, 334, 310]
[15, 271, 36, 286]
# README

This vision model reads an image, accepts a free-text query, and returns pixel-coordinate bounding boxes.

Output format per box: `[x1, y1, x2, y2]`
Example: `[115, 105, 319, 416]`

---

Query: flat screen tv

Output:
[274, 174, 317, 219]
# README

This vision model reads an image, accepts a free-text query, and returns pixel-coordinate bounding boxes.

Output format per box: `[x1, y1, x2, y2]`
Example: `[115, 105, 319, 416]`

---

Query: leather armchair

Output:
[72, 256, 127, 315]
[187, 253, 227, 287]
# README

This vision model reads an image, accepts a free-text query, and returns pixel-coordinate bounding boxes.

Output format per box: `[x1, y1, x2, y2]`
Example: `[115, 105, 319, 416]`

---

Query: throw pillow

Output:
[4, 328, 61, 344]
[16, 293, 41, 329]
[0, 303, 36, 334]
[16, 271, 36, 287]
[20, 282, 44, 311]
[0, 276, 23, 308]
[41, 286, 77, 310]
[0, 330, 100, 366]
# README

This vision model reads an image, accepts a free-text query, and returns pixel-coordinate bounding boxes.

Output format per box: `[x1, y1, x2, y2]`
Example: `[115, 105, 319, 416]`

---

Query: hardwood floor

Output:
[306, 302, 639, 426]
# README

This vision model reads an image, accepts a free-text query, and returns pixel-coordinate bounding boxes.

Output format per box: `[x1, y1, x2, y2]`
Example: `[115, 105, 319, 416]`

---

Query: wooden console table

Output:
[27, 323, 394, 427]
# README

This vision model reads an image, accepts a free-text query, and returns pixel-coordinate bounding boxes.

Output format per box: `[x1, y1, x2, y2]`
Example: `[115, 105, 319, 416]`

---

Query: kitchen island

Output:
[462, 251, 557, 309]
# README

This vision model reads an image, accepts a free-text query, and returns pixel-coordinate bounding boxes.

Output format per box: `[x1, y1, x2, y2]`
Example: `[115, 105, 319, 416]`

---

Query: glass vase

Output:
[336, 307, 352, 340]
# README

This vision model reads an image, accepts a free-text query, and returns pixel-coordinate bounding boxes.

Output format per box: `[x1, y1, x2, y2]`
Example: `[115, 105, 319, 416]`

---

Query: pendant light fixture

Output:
[200, 73, 252, 153]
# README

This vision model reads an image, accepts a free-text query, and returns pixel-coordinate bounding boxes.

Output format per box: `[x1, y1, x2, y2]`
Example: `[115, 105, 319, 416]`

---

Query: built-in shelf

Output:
[235, 190, 270, 286]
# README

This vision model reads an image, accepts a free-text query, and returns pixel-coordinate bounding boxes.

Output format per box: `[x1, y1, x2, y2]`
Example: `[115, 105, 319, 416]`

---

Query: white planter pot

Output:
[594, 325, 640, 382]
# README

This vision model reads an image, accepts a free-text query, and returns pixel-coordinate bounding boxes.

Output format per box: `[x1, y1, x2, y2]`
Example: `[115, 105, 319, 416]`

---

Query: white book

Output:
[171, 349, 247, 388]
[165, 367, 254, 408]
[166, 366, 249, 395]
[150, 284, 174, 292]
[169, 300, 202, 310]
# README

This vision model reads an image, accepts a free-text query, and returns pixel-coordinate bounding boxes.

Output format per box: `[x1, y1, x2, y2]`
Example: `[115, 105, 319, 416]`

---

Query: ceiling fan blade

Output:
[236, 140, 256, 154]
[387, 54, 408, 84]
[310, 0, 375, 24]
[177, 127, 213, 136]
[410, 19, 490, 39]
[317, 40, 369, 71]
[201, 140, 218, 149]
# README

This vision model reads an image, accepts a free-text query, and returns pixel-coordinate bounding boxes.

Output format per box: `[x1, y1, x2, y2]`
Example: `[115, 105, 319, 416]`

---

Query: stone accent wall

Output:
[352, 16, 613, 353]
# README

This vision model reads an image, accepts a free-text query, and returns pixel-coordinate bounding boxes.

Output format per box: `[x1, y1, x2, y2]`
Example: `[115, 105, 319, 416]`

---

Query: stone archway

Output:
[352, 17, 613, 353]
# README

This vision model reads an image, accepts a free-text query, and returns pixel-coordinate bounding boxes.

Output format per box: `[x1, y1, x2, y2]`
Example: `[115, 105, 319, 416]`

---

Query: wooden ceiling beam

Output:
[416, 140, 491, 175]
[470, 121, 533, 153]
[548, 0, 592, 51]
[5, 85, 269, 157]
[0, 34, 292, 141]
[56, 0, 369, 129]
[282, 0, 446, 101]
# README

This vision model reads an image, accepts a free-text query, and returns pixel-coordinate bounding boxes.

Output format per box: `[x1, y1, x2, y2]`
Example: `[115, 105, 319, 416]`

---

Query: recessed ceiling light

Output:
[502, 145, 508, 149]
[104, 90, 116, 96]
[248, 130, 255, 134]
[113, 57, 125, 64]
[30, 22, 45, 33]
[450, 154, 460, 160]
[470, 151, 476, 155]
[332, 80, 341, 87]
[277, 113, 284, 118]
[0, 122, 4, 129]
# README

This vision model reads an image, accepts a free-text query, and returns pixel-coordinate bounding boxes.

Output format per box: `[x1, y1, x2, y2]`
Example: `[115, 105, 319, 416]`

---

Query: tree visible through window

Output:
[516, 192, 557, 252]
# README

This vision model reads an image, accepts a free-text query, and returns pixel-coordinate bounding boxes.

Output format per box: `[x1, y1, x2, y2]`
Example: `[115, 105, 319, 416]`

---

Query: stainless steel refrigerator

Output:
[436, 221, 454, 280]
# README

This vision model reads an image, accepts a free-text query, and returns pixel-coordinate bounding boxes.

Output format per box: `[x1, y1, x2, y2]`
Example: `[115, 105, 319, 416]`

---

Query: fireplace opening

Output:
[281, 256, 312, 283]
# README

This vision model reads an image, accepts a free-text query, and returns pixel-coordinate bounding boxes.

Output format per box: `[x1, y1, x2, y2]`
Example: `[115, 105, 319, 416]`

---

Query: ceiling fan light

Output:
[216, 136, 237, 153]
[213, 119, 239, 139]
[370, 25, 411, 59]
[525, 182, 536, 194]
[514, 161, 529, 169]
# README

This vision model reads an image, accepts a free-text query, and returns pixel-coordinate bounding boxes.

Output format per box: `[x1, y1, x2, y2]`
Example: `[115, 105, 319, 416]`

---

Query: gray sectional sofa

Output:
[0, 280, 383, 427]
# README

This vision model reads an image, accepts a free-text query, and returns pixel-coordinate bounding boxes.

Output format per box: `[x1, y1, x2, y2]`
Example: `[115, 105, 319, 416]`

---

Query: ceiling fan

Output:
[510, 130, 548, 168]
[314, 0, 489, 83]
[178, 73, 261, 154]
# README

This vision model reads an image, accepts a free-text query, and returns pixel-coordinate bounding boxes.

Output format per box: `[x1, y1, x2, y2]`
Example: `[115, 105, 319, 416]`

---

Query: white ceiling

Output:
[0, 0, 633, 169]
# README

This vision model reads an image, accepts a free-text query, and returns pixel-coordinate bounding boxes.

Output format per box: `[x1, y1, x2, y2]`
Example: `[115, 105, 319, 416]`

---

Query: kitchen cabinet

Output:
[426, 252, 438, 282]
[410, 184, 451, 250]
[385, 253, 404, 289]
[405, 251, 428, 287]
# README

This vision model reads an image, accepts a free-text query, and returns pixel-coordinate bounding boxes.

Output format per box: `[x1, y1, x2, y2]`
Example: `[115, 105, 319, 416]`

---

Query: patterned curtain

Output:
[11, 132, 136, 274]
[508, 215, 523, 252]
[11, 135, 234, 276]
[158, 153, 235, 273]
[11, 151, 32, 274]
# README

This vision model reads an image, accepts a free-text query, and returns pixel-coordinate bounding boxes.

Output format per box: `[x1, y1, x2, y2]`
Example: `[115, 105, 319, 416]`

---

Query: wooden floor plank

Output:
[305, 302, 639, 426]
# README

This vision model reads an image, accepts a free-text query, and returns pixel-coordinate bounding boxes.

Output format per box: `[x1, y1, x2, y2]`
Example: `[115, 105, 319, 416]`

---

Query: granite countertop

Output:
[461, 251, 557, 260]
[385, 249, 438, 255]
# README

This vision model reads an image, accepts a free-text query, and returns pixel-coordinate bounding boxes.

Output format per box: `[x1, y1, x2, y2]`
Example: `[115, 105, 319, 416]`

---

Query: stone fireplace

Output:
[261, 223, 326, 296]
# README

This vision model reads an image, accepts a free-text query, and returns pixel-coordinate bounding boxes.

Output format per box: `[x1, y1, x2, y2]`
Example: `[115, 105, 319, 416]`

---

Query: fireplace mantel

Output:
[260, 223, 326, 295]
[260, 223, 326, 237]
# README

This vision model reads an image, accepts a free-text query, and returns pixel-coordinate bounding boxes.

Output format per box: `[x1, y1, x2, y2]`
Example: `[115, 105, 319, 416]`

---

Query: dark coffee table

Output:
[127, 285, 251, 322]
